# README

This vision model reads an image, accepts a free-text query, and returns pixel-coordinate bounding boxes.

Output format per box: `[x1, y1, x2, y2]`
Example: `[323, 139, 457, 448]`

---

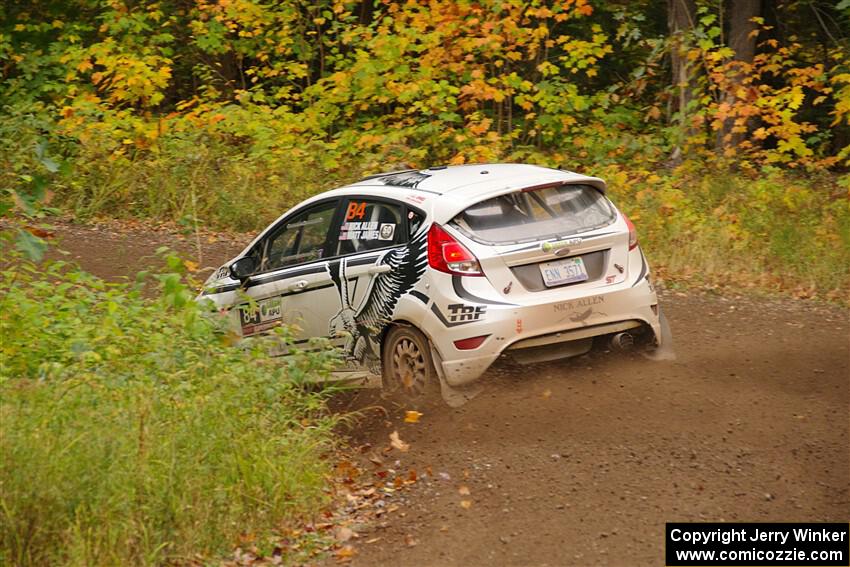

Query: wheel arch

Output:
[381, 318, 443, 359]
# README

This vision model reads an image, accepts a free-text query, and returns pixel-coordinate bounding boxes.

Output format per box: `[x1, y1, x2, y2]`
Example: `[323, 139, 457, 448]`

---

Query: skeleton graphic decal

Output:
[327, 229, 428, 371]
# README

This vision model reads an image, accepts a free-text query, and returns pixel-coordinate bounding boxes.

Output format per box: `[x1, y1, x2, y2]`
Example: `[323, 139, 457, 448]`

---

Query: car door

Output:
[236, 199, 343, 342]
[323, 197, 423, 370]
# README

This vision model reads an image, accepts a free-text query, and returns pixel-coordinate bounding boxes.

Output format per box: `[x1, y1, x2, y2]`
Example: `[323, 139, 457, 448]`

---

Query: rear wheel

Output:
[382, 325, 438, 401]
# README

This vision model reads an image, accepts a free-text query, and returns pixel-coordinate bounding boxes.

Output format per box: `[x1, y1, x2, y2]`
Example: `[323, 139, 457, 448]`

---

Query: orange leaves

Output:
[645, 106, 662, 121]
[467, 118, 493, 136]
[576, 3, 594, 17]
[404, 410, 423, 423]
[459, 80, 505, 107]
[689, 26, 834, 166]
[335, 545, 357, 561]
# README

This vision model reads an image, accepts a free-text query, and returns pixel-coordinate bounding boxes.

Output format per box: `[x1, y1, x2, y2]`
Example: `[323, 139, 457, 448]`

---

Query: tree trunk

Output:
[667, 0, 697, 162]
[717, 0, 761, 151]
[728, 0, 760, 63]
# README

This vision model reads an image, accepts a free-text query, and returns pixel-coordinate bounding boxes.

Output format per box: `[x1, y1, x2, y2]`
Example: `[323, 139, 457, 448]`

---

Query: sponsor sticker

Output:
[240, 297, 283, 335]
[339, 221, 382, 241]
[379, 223, 396, 241]
[553, 295, 604, 312]
[541, 237, 582, 253]
[447, 303, 487, 323]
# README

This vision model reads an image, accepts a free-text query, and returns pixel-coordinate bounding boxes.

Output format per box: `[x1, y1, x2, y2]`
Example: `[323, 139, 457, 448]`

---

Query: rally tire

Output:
[382, 325, 439, 403]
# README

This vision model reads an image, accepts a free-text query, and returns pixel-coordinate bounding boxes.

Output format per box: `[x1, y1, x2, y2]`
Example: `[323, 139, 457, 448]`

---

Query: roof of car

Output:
[234, 164, 609, 257]
[283, 163, 607, 226]
[349, 163, 605, 196]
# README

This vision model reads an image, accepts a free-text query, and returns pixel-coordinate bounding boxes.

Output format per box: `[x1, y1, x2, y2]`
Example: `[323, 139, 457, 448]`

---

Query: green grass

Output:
[604, 165, 850, 299]
[0, 257, 341, 566]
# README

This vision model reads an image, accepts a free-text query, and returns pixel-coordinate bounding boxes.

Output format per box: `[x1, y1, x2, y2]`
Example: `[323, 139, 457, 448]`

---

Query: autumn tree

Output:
[716, 0, 761, 150]
[667, 0, 697, 160]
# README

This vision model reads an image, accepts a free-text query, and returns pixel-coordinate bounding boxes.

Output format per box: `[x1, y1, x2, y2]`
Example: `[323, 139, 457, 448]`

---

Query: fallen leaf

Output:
[404, 534, 418, 547]
[336, 526, 354, 542]
[366, 537, 382, 544]
[24, 225, 54, 239]
[460, 500, 473, 509]
[389, 430, 410, 452]
[408, 469, 418, 482]
[542, 389, 552, 399]
[404, 410, 423, 423]
[335, 545, 357, 561]
[458, 485, 471, 496]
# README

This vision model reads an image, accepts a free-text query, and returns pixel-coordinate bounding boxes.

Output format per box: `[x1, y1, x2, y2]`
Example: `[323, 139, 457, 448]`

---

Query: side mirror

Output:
[229, 257, 258, 282]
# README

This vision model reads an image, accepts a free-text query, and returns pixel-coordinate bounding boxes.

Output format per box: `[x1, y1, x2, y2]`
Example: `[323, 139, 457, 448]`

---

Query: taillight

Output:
[622, 213, 638, 250]
[453, 335, 489, 350]
[427, 223, 484, 276]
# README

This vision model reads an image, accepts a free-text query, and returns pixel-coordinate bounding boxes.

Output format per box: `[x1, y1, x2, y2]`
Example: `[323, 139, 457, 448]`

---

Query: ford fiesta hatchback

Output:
[201, 164, 665, 398]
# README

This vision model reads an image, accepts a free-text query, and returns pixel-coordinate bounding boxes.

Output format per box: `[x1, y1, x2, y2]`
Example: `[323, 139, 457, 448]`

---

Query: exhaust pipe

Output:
[610, 332, 635, 351]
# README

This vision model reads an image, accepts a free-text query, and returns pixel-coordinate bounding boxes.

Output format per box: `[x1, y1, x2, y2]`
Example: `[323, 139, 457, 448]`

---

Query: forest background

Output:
[2, 0, 849, 296]
[1, 1, 849, 565]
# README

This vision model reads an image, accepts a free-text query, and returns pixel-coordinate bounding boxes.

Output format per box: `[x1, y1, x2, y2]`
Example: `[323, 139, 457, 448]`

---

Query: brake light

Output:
[427, 223, 483, 276]
[622, 213, 638, 250]
[453, 335, 489, 350]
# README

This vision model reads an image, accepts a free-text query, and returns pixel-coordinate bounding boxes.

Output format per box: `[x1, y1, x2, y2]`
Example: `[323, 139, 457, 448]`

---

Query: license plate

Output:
[540, 257, 588, 287]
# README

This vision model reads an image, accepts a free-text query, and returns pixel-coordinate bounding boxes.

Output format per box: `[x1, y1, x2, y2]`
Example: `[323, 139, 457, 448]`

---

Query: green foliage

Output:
[0, 257, 341, 566]
[602, 163, 850, 298]
[0, 0, 848, 293]
[0, 106, 67, 260]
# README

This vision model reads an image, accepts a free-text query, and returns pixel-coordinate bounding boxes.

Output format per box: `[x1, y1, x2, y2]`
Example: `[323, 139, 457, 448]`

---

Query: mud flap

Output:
[430, 344, 483, 408]
[643, 310, 676, 361]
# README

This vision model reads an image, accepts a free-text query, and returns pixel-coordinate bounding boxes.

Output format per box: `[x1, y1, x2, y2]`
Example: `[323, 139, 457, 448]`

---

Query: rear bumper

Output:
[428, 276, 661, 386]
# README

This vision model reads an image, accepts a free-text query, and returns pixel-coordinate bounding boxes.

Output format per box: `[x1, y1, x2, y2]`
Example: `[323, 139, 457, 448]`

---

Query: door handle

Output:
[289, 279, 309, 292]
[367, 264, 391, 275]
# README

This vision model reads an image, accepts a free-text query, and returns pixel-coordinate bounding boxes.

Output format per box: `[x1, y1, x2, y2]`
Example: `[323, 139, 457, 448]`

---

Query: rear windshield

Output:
[450, 184, 615, 244]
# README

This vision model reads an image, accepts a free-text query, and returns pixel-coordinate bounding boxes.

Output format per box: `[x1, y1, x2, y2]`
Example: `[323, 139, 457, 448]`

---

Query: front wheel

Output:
[382, 325, 438, 401]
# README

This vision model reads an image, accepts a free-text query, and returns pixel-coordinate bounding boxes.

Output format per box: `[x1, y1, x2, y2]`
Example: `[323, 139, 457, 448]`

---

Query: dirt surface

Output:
[42, 218, 248, 282]
[45, 220, 850, 567]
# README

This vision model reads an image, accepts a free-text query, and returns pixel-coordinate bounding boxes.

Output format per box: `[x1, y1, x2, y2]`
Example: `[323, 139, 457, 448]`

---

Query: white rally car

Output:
[201, 164, 665, 399]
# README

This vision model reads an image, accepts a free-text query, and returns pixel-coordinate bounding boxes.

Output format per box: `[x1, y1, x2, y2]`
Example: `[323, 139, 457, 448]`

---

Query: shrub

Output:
[0, 256, 341, 566]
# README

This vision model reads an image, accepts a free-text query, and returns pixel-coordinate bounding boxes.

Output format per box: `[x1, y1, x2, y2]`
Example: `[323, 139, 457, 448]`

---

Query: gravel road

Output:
[46, 220, 849, 566]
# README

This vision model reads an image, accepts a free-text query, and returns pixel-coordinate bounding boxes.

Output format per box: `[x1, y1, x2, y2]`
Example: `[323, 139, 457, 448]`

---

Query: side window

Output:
[335, 199, 403, 256]
[262, 201, 337, 271]
[407, 208, 424, 236]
